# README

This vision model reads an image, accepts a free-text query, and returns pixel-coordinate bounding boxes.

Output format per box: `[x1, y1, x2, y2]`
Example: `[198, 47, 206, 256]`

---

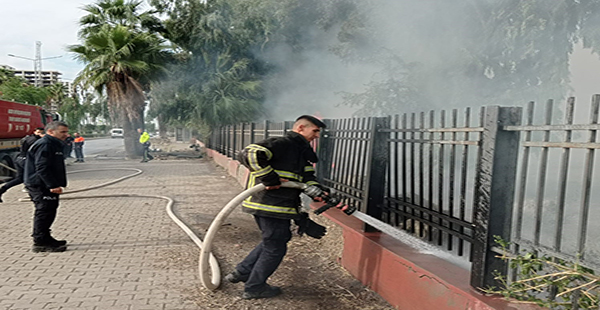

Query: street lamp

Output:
[8, 41, 62, 87]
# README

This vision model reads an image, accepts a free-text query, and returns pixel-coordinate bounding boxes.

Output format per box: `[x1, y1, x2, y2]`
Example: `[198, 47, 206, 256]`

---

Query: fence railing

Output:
[505, 97, 600, 275]
[207, 96, 600, 291]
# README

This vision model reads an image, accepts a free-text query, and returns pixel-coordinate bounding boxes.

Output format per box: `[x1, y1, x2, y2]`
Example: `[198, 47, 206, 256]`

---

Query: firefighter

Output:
[225, 115, 329, 299]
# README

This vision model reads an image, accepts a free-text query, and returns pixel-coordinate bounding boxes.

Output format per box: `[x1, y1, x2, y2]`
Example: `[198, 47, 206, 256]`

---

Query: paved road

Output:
[78, 138, 125, 158]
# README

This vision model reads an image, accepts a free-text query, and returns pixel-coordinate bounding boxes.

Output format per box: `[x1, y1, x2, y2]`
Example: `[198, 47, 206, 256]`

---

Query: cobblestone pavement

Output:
[0, 157, 242, 310]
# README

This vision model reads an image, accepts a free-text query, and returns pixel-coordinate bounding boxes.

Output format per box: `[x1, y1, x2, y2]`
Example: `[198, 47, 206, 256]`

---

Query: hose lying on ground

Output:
[17, 167, 222, 288]
[16, 167, 458, 290]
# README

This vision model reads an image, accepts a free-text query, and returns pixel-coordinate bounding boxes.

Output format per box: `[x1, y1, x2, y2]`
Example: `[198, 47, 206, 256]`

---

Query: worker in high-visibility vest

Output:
[137, 128, 153, 163]
[73, 133, 85, 163]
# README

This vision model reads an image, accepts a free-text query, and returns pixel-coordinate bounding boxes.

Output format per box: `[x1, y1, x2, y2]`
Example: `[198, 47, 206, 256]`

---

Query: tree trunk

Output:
[107, 77, 148, 159]
[157, 114, 168, 139]
[122, 107, 145, 159]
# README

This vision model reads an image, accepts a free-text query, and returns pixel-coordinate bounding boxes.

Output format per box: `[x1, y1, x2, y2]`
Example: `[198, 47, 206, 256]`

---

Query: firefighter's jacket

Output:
[238, 131, 320, 220]
[18, 134, 41, 157]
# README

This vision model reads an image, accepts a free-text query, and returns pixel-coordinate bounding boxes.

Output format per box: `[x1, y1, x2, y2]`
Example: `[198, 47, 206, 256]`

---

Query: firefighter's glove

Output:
[304, 220, 327, 239]
[304, 184, 330, 202]
[295, 213, 327, 239]
[315, 184, 331, 194]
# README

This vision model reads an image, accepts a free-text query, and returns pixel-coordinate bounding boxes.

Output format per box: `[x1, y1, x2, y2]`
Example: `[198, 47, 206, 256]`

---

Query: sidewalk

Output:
[0, 148, 394, 310]
[0, 156, 242, 310]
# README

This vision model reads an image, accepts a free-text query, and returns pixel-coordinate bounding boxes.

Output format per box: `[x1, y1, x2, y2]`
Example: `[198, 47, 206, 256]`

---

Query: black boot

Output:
[225, 270, 249, 283]
[242, 284, 282, 299]
[32, 244, 66, 253]
[47, 236, 67, 246]
[32, 235, 67, 252]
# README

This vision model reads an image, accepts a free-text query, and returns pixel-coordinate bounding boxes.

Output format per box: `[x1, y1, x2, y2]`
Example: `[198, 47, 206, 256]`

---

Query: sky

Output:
[0, 0, 148, 82]
[1, 0, 600, 122]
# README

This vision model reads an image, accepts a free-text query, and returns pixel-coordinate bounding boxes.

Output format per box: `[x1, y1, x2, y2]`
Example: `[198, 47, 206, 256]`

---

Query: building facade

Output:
[11, 69, 62, 87]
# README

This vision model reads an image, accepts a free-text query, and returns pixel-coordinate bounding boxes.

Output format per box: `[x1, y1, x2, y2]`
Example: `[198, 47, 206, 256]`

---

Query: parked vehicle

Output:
[0, 99, 56, 181]
[110, 128, 124, 138]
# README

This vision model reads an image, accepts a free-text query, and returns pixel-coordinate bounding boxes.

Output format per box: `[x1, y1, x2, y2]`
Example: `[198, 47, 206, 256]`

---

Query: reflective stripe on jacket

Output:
[238, 131, 321, 220]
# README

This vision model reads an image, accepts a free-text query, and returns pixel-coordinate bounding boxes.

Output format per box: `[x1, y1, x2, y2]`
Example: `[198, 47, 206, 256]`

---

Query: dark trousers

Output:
[74, 147, 84, 161]
[63, 145, 72, 159]
[27, 187, 60, 242]
[236, 215, 292, 292]
[142, 142, 153, 161]
[1, 157, 24, 191]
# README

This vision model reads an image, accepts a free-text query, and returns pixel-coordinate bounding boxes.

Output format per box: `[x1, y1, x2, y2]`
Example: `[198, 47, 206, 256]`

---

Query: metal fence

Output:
[207, 96, 600, 290]
[210, 121, 293, 159]
[380, 108, 484, 259]
[505, 97, 600, 273]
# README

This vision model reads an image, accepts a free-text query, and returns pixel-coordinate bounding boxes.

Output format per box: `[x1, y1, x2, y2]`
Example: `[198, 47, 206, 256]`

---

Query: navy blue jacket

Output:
[24, 135, 67, 189]
[18, 134, 41, 157]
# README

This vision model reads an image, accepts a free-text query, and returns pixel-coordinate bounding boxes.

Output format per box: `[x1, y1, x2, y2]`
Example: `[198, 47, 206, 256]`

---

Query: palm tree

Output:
[45, 82, 68, 111]
[79, 0, 164, 38]
[69, 23, 169, 157]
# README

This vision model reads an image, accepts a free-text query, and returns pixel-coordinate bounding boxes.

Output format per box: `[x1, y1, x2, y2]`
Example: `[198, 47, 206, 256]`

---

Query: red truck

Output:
[0, 99, 56, 181]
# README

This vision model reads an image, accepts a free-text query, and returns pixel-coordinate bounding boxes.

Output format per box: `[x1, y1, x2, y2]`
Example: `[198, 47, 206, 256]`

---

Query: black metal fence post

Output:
[220, 126, 224, 155]
[470, 106, 522, 289]
[264, 120, 269, 140]
[316, 119, 334, 184]
[363, 117, 391, 232]
[224, 125, 228, 157]
[284, 121, 294, 134]
[240, 123, 246, 157]
[249, 122, 255, 145]
[232, 124, 238, 158]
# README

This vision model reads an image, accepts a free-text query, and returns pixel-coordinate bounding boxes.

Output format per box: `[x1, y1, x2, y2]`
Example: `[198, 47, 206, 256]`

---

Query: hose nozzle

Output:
[303, 185, 355, 215]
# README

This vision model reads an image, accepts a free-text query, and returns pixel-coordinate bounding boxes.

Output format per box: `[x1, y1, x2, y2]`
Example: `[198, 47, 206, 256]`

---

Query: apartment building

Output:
[12, 69, 62, 87]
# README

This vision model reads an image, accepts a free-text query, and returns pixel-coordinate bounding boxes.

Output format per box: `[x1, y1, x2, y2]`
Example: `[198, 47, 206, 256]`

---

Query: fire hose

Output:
[197, 181, 473, 290]
[18, 169, 355, 291]
[16, 167, 456, 291]
[0, 161, 18, 173]
[199, 181, 356, 290]
[17, 168, 223, 287]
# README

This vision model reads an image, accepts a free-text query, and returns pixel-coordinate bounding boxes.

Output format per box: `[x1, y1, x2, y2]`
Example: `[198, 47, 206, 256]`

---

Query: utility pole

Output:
[8, 41, 62, 87]
[34, 41, 42, 88]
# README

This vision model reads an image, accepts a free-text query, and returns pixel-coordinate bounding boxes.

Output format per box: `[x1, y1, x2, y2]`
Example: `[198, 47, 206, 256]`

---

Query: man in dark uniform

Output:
[24, 121, 69, 253]
[0, 127, 44, 203]
[63, 134, 74, 159]
[225, 115, 329, 299]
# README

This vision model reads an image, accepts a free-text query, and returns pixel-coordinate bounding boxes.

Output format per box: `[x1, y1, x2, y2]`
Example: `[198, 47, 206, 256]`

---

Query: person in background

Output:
[0, 127, 44, 202]
[63, 134, 74, 159]
[225, 115, 329, 299]
[24, 121, 69, 253]
[138, 128, 153, 163]
[73, 133, 85, 163]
